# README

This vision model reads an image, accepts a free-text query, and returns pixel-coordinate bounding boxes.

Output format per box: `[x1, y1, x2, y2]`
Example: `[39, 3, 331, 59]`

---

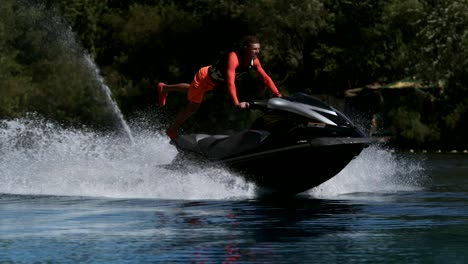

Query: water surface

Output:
[1, 118, 467, 263]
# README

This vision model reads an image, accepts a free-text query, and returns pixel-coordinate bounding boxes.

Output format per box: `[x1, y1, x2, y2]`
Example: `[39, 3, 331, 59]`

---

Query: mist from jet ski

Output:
[167, 92, 371, 195]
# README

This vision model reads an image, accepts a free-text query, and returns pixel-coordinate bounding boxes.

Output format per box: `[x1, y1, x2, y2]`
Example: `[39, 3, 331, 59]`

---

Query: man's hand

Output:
[236, 102, 250, 109]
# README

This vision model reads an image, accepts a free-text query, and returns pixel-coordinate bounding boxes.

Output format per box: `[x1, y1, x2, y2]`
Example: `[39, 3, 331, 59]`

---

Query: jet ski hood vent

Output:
[255, 92, 352, 127]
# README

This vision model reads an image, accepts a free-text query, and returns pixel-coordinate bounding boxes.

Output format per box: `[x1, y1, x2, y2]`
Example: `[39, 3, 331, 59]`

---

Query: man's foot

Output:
[166, 128, 177, 140]
[157, 82, 167, 107]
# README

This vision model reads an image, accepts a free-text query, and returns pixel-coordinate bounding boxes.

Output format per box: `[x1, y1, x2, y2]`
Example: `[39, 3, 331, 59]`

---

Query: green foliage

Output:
[58, 0, 109, 57]
[0, 0, 119, 129]
[2, 0, 468, 148]
[388, 106, 440, 147]
[0, 0, 33, 118]
[445, 103, 467, 129]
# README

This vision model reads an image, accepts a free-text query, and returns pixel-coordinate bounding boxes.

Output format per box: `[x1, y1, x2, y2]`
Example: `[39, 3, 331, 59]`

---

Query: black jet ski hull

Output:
[224, 139, 367, 194]
[171, 137, 368, 195]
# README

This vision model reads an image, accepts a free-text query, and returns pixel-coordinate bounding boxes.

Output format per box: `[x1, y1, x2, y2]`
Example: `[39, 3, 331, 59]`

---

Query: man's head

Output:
[240, 35, 261, 60]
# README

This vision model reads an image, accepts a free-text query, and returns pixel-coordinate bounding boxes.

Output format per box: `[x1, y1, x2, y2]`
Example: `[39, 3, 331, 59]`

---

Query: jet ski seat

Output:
[197, 135, 230, 153]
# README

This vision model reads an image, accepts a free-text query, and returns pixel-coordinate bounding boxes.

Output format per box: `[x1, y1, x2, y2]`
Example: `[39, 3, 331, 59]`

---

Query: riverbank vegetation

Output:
[1, 0, 467, 150]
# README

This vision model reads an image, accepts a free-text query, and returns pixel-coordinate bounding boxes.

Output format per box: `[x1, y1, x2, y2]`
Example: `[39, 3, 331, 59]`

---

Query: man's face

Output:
[244, 43, 261, 59]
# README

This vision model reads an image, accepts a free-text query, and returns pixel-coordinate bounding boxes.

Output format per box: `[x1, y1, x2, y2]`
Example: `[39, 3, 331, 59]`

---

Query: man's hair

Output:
[240, 35, 260, 47]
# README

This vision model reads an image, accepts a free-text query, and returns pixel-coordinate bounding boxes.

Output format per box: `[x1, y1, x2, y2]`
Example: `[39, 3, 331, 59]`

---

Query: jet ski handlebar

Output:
[248, 100, 269, 110]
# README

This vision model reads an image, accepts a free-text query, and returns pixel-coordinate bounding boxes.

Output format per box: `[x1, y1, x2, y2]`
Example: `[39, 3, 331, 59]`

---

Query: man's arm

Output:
[226, 52, 241, 105]
[253, 59, 282, 97]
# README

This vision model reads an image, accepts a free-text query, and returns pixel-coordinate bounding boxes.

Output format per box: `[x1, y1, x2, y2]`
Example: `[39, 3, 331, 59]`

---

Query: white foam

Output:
[0, 117, 255, 200]
[309, 145, 426, 199]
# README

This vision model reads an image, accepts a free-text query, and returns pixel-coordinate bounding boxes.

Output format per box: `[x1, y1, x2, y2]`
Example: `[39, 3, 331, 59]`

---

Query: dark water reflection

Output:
[149, 197, 363, 263]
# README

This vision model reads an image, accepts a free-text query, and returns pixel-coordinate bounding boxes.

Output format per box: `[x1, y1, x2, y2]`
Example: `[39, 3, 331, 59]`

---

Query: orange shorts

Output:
[187, 66, 217, 103]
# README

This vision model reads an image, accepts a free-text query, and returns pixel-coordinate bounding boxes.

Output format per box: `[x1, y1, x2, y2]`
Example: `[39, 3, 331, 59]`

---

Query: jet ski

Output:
[168, 92, 371, 195]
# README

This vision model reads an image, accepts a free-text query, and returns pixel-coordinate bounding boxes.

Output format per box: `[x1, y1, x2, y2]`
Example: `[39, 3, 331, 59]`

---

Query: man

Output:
[158, 35, 282, 139]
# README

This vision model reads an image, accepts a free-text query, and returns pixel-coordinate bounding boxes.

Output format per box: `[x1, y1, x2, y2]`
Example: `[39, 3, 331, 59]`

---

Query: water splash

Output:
[310, 145, 427, 199]
[0, 117, 427, 200]
[31, 3, 135, 144]
[83, 53, 134, 144]
[0, 116, 254, 200]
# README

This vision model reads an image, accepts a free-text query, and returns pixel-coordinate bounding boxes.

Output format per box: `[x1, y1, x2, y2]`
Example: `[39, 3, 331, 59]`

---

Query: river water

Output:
[1, 117, 468, 263]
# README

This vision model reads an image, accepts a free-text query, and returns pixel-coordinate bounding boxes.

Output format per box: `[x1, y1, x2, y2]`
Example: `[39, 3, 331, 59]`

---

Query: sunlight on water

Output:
[0, 117, 426, 200]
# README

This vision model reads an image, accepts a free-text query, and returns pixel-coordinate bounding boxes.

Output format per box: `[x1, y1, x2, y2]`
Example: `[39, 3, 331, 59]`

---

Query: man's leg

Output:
[157, 83, 190, 106]
[166, 102, 200, 139]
